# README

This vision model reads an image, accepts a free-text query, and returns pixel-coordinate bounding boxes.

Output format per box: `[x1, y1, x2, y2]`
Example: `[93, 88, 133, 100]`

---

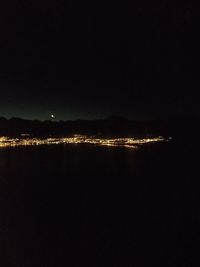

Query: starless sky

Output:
[0, 0, 199, 120]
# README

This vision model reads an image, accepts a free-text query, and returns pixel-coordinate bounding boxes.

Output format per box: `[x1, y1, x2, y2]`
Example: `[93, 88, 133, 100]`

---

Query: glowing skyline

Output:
[0, 135, 166, 149]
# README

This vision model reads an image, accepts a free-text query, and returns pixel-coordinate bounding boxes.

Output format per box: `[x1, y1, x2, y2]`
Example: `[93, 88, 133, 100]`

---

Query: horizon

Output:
[0, 113, 199, 122]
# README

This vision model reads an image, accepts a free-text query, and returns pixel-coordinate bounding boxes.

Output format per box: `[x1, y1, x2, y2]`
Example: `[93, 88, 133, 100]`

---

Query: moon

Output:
[51, 114, 55, 119]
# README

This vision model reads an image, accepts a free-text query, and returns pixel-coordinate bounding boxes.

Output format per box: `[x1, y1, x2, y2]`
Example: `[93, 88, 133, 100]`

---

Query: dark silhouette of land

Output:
[0, 115, 199, 140]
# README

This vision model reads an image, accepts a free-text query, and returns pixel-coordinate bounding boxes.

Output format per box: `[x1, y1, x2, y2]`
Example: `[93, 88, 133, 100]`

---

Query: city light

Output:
[0, 135, 167, 149]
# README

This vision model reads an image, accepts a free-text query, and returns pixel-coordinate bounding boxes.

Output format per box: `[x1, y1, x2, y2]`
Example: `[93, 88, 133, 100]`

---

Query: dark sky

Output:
[0, 0, 199, 120]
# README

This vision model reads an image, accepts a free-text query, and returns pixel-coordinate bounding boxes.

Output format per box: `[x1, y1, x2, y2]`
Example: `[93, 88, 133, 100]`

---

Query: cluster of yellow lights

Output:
[0, 135, 167, 149]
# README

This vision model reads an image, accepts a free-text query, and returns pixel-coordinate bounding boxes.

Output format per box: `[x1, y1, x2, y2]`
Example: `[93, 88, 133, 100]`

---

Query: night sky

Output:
[0, 0, 199, 121]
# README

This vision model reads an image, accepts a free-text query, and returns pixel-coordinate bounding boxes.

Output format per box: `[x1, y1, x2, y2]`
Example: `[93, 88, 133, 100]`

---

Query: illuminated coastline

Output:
[0, 135, 167, 149]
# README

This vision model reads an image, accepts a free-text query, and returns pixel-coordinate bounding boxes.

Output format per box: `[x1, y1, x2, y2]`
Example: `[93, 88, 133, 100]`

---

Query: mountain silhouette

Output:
[0, 116, 199, 140]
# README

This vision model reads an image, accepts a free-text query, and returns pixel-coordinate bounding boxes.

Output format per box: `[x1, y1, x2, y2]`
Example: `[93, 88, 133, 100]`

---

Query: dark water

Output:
[0, 140, 199, 266]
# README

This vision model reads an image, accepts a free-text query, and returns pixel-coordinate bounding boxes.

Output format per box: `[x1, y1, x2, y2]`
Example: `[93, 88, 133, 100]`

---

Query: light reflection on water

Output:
[0, 135, 167, 149]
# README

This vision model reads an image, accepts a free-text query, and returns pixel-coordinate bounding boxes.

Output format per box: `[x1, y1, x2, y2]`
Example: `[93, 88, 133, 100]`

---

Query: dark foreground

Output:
[0, 138, 199, 266]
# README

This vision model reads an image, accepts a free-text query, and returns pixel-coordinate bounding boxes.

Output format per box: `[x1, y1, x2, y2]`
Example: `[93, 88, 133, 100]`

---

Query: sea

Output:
[0, 136, 199, 266]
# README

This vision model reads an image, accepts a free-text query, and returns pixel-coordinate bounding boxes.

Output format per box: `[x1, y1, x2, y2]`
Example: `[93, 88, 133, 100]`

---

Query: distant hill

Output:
[0, 116, 199, 139]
